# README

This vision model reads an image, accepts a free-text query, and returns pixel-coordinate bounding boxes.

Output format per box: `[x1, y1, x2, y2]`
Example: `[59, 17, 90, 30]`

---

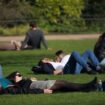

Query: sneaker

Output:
[87, 70, 97, 74]
[96, 66, 105, 74]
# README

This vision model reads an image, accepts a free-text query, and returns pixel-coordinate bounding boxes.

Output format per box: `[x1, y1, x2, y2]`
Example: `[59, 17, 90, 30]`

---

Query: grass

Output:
[0, 39, 105, 105]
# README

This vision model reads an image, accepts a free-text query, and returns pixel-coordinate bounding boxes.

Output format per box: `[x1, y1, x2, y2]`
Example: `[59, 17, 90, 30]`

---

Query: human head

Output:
[55, 50, 65, 62]
[29, 22, 37, 29]
[6, 71, 23, 83]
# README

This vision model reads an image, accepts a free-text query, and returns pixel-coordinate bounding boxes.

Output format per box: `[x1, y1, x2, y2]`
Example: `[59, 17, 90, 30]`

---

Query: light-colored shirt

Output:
[49, 62, 64, 70]
[49, 54, 71, 70]
[61, 54, 70, 66]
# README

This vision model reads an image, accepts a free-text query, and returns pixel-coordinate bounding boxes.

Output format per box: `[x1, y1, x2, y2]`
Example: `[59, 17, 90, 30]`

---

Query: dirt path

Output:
[0, 34, 100, 42]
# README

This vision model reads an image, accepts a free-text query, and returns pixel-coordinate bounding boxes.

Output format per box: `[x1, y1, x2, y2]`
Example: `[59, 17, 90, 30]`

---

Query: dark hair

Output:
[29, 22, 37, 28]
[6, 71, 19, 80]
[55, 50, 65, 56]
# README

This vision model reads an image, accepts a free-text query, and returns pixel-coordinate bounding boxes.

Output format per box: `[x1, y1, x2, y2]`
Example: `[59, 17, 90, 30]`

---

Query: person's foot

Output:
[87, 70, 97, 74]
[96, 65, 105, 74]
[102, 81, 105, 91]
[97, 69, 105, 74]
[85, 77, 98, 92]
[86, 66, 97, 74]
[11, 40, 21, 50]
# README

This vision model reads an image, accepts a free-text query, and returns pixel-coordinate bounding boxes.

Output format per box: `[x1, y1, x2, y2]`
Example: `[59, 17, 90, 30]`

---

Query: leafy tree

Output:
[0, 0, 33, 27]
[30, 0, 85, 32]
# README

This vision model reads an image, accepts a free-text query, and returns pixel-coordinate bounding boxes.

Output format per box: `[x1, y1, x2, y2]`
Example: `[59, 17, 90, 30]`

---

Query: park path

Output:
[0, 34, 100, 42]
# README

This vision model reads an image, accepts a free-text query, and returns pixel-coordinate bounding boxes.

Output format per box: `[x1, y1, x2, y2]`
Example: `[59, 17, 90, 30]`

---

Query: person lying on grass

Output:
[32, 50, 105, 75]
[4, 71, 105, 94]
[0, 65, 52, 94]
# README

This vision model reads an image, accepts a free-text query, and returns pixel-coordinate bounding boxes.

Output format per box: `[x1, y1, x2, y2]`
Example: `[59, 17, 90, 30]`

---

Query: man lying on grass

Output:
[32, 50, 105, 75]
[0, 71, 104, 94]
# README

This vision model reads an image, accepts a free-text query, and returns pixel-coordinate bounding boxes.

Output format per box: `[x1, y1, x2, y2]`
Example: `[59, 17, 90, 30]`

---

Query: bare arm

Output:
[53, 70, 63, 75]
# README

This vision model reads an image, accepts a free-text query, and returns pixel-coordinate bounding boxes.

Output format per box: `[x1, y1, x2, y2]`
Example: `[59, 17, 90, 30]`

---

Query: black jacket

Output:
[1, 86, 44, 94]
[94, 37, 105, 61]
[15, 79, 32, 89]
[0, 79, 44, 94]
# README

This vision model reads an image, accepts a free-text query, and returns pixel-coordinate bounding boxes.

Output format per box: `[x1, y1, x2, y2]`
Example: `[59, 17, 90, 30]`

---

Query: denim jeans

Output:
[63, 50, 100, 74]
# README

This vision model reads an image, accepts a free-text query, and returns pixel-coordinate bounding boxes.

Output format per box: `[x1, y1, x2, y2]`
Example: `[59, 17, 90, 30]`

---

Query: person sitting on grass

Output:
[32, 50, 105, 75]
[11, 22, 48, 50]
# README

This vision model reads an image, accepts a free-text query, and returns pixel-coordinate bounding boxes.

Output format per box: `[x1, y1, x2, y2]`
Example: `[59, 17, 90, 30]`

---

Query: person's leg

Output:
[82, 50, 100, 66]
[50, 77, 97, 92]
[63, 51, 90, 74]
[75, 50, 100, 74]
[0, 65, 3, 78]
[11, 40, 22, 50]
[0, 43, 16, 51]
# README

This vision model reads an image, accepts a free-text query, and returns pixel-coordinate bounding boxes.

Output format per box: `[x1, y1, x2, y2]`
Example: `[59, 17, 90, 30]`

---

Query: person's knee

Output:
[85, 49, 93, 54]
[71, 51, 79, 56]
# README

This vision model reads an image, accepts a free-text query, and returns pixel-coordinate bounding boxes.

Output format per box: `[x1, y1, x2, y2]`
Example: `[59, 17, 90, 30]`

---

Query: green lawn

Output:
[0, 39, 105, 105]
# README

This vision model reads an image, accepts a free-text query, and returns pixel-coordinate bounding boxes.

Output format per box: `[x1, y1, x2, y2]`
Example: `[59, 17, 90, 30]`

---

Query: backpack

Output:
[31, 65, 45, 74]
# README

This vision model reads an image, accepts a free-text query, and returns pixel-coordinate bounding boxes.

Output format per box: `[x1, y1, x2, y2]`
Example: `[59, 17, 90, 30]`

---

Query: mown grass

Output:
[0, 39, 105, 105]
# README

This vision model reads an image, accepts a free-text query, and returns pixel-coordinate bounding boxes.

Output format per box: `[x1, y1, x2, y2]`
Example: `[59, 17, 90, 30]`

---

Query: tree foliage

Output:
[0, 0, 33, 27]
[0, 0, 105, 33]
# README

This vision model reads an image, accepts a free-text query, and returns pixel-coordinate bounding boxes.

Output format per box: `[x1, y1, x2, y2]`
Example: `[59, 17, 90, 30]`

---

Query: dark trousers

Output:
[50, 78, 97, 92]
[41, 63, 55, 74]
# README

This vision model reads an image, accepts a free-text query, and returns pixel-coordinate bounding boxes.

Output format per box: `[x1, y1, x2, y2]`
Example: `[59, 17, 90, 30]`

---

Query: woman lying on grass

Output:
[2, 71, 105, 94]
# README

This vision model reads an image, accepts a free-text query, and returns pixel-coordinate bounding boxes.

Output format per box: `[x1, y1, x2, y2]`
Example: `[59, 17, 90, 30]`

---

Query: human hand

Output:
[44, 89, 53, 94]
[30, 77, 37, 81]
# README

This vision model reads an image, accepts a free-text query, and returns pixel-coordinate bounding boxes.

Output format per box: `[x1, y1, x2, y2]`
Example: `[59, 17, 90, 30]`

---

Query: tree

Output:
[30, 0, 85, 32]
[0, 0, 33, 27]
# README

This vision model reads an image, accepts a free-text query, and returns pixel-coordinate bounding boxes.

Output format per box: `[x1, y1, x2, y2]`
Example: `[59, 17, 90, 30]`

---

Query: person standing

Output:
[21, 22, 48, 49]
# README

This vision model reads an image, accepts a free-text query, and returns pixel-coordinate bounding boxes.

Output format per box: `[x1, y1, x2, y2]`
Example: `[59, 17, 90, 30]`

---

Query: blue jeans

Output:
[63, 50, 100, 74]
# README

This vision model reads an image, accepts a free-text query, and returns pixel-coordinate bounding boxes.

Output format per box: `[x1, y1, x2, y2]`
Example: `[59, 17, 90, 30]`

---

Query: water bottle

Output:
[97, 80, 103, 92]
